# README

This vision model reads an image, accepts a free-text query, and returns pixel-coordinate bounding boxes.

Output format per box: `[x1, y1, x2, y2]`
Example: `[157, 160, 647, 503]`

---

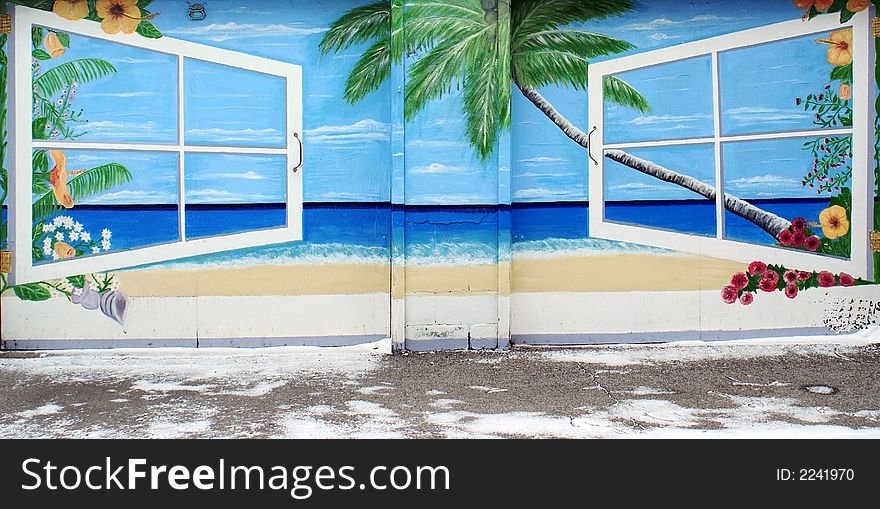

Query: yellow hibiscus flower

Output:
[52, 0, 89, 21]
[818, 205, 849, 239]
[846, 0, 869, 12]
[96, 0, 141, 35]
[817, 29, 853, 67]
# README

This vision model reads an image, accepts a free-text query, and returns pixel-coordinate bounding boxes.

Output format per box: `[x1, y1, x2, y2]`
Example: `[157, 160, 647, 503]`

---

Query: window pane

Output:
[32, 149, 180, 265]
[184, 153, 287, 239]
[31, 27, 178, 143]
[604, 144, 716, 237]
[719, 30, 853, 135]
[604, 56, 714, 144]
[722, 136, 852, 258]
[184, 59, 287, 148]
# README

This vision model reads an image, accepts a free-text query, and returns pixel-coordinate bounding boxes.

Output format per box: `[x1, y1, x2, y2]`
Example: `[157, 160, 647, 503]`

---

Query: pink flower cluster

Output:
[722, 260, 857, 306]
[777, 217, 821, 252]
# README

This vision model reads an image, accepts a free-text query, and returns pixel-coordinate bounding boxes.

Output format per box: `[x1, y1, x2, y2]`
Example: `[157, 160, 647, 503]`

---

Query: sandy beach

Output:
[116, 254, 743, 297]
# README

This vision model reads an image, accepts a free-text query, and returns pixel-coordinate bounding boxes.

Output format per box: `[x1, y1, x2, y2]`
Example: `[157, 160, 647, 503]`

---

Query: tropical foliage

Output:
[321, 0, 648, 160]
[0, 14, 134, 311]
[11, 0, 163, 38]
[721, 259, 870, 306]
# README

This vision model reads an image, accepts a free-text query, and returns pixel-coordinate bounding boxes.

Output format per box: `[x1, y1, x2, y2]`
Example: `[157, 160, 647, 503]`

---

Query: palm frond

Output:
[513, 31, 634, 90]
[32, 163, 132, 220]
[344, 38, 392, 104]
[512, 48, 588, 90]
[463, 53, 500, 160]
[604, 75, 651, 113]
[514, 30, 634, 58]
[35, 58, 117, 98]
[404, 32, 484, 120]
[513, 0, 634, 39]
[319, 1, 390, 55]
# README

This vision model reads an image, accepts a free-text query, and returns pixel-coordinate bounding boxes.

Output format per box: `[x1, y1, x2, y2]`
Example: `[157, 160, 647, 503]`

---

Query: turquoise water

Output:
[4, 199, 843, 269]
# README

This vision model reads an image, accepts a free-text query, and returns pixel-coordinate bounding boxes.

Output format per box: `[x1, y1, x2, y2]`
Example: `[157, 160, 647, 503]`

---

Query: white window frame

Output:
[8, 5, 303, 284]
[588, 9, 875, 279]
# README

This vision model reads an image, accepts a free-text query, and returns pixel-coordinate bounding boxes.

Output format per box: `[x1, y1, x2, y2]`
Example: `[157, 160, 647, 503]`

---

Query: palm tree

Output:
[321, 0, 792, 237]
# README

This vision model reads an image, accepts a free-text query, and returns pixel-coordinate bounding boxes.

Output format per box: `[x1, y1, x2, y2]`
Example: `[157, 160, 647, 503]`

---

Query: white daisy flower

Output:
[73, 222, 83, 233]
[69, 231, 80, 242]
[55, 232, 64, 241]
[61, 216, 74, 228]
[43, 246, 53, 256]
[101, 229, 112, 240]
[42, 223, 56, 233]
[42, 237, 52, 247]
[52, 217, 64, 227]
[52, 252, 60, 261]
[91, 246, 101, 254]
[80, 232, 91, 243]
[101, 239, 111, 251]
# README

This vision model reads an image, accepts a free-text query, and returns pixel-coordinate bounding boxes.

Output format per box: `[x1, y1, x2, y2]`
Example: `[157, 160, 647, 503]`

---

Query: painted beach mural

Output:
[1, 0, 878, 349]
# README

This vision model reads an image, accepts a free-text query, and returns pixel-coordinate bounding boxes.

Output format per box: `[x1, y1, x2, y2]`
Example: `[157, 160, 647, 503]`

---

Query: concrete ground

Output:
[1, 329, 879, 438]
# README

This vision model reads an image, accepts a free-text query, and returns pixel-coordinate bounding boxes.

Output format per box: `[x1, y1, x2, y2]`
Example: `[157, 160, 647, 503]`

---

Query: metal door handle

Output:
[292, 132, 303, 173]
[587, 126, 598, 166]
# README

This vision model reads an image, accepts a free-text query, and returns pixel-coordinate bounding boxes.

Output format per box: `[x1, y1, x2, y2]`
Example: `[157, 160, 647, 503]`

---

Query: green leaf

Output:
[604, 75, 651, 113]
[320, 1, 390, 56]
[33, 150, 48, 174]
[32, 49, 51, 61]
[67, 275, 85, 288]
[138, 0, 156, 8]
[55, 32, 70, 48]
[135, 21, 163, 39]
[830, 63, 853, 84]
[32, 177, 51, 196]
[32, 117, 49, 140]
[31, 26, 44, 50]
[840, 9, 856, 23]
[13, 283, 52, 301]
[32, 163, 132, 220]
[343, 38, 391, 104]
[34, 58, 117, 98]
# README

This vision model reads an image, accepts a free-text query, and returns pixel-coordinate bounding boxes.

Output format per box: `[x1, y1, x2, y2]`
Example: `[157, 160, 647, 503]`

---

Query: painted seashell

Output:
[72, 285, 100, 311]
[53, 241, 76, 259]
[99, 290, 129, 325]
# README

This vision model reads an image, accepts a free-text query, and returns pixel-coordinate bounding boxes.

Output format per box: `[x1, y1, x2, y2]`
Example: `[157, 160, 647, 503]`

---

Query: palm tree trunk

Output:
[514, 81, 791, 239]
[605, 150, 791, 238]
[515, 81, 590, 148]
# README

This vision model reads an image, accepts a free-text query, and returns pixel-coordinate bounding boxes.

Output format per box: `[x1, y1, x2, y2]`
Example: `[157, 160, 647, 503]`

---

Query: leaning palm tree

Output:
[321, 0, 792, 237]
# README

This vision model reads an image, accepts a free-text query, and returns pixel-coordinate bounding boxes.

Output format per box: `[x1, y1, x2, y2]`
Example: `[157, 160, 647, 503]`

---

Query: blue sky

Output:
[29, 0, 837, 205]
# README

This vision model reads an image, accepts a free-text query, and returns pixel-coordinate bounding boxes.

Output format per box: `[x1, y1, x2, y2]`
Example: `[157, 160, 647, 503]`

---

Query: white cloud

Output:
[186, 189, 274, 203]
[186, 127, 284, 143]
[648, 32, 677, 41]
[623, 15, 738, 31]
[728, 175, 800, 186]
[115, 56, 169, 64]
[305, 119, 390, 144]
[408, 163, 468, 175]
[89, 190, 177, 204]
[216, 6, 272, 15]
[513, 187, 581, 200]
[627, 113, 711, 126]
[611, 182, 660, 192]
[725, 107, 808, 123]
[210, 171, 267, 180]
[517, 156, 568, 166]
[164, 22, 328, 42]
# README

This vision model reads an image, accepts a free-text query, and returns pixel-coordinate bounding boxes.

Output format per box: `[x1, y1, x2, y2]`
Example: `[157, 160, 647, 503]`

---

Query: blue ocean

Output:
[3, 199, 844, 268]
